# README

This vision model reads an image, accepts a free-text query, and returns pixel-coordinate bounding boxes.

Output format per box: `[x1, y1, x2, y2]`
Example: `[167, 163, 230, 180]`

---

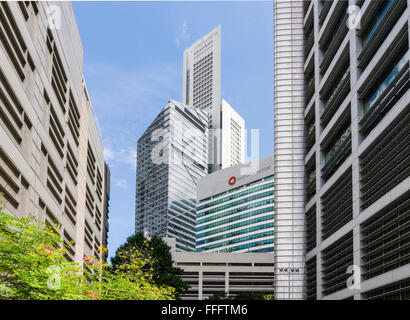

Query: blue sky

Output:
[72, 1, 274, 259]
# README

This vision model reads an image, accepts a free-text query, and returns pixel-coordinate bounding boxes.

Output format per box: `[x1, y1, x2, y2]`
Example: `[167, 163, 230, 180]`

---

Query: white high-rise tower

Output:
[182, 25, 245, 172]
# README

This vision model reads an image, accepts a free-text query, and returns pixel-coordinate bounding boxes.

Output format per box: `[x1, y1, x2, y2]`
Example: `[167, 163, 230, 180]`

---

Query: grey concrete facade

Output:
[0, 1, 110, 263]
[302, 0, 410, 300]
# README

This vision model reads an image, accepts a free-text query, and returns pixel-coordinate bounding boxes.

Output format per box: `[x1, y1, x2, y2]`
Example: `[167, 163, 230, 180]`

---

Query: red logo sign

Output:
[228, 176, 236, 186]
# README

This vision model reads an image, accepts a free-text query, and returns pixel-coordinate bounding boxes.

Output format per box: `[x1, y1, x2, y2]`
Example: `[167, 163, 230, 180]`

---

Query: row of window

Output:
[197, 231, 275, 252]
[197, 181, 274, 211]
[197, 198, 275, 225]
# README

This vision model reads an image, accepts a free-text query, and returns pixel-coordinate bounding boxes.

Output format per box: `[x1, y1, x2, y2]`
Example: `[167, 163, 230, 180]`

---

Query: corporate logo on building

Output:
[228, 176, 236, 186]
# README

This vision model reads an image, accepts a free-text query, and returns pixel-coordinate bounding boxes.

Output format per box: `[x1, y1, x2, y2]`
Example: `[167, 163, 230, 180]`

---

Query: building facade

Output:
[301, 0, 410, 300]
[135, 100, 208, 251]
[274, 0, 410, 299]
[182, 26, 245, 172]
[273, 0, 306, 300]
[173, 250, 275, 300]
[196, 156, 275, 253]
[220, 99, 245, 169]
[0, 1, 110, 262]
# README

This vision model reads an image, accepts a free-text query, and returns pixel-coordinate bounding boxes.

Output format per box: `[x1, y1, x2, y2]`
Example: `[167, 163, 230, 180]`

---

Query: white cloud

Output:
[182, 20, 190, 42]
[175, 19, 190, 48]
[104, 146, 116, 160]
[103, 145, 137, 170]
[114, 179, 129, 190]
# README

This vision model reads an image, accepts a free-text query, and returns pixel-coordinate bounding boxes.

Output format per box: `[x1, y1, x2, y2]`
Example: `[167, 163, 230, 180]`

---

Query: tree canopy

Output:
[0, 197, 175, 300]
[111, 233, 189, 299]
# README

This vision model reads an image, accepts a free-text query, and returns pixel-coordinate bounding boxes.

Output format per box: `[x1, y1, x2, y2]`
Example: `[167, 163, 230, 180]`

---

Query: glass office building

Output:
[196, 157, 275, 253]
[135, 100, 208, 251]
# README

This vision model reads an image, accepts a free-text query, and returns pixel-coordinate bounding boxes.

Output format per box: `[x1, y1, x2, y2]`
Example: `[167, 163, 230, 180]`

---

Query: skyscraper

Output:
[135, 100, 208, 251]
[0, 1, 110, 263]
[275, 0, 410, 300]
[182, 25, 221, 125]
[182, 26, 245, 172]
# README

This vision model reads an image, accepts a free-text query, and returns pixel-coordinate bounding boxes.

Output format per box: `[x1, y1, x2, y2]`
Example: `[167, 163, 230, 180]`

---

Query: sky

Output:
[72, 1, 274, 259]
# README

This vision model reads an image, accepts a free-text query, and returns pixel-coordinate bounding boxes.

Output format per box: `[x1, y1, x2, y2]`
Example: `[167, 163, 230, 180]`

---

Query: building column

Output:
[312, 0, 323, 300]
[198, 270, 203, 300]
[274, 0, 306, 300]
[225, 270, 229, 296]
[349, 0, 362, 300]
[408, 0, 410, 46]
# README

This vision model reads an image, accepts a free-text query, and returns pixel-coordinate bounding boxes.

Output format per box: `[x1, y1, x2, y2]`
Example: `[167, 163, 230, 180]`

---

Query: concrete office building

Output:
[0, 2, 110, 262]
[182, 25, 245, 172]
[173, 250, 275, 300]
[135, 100, 208, 251]
[196, 156, 275, 253]
[302, 0, 410, 300]
[275, 0, 410, 299]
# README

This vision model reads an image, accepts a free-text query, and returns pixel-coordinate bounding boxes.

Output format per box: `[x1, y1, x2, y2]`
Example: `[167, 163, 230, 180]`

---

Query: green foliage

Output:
[0, 197, 175, 300]
[111, 233, 189, 299]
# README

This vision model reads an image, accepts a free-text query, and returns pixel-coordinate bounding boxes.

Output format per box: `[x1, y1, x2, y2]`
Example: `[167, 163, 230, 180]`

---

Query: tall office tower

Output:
[0, 2, 110, 263]
[273, 0, 306, 299]
[182, 26, 245, 172]
[135, 100, 208, 251]
[196, 157, 275, 253]
[220, 99, 245, 169]
[301, 0, 410, 300]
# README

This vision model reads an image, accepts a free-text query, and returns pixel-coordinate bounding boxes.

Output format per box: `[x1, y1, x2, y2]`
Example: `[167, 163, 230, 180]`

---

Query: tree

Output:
[0, 196, 175, 300]
[111, 233, 189, 299]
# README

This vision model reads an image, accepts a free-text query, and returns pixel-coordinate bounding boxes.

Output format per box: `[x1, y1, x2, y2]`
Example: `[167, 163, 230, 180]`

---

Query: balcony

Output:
[358, 0, 407, 68]
[320, 67, 350, 127]
[319, 0, 332, 26]
[304, 30, 314, 59]
[305, 76, 315, 106]
[304, 0, 311, 17]
[359, 107, 410, 210]
[306, 206, 317, 253]
[321, 168, 353, 240]
[319, 13, 348, 76]
[306, 176, 316, 201]
[322, 125, 352, 181]
[363, 0, 393, 48]
[305, 124, 315, 152]
[360, 51, 409, 136]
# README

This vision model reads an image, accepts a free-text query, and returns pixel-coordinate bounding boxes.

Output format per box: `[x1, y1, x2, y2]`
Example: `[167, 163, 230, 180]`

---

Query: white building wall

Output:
[221, 99, 245, 169]
[273, 0, 306, 300]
